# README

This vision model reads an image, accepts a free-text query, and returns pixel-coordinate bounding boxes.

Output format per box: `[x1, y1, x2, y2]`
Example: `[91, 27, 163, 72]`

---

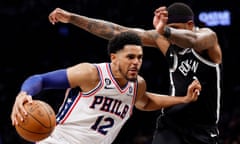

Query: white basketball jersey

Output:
[36, 63, 137, 144]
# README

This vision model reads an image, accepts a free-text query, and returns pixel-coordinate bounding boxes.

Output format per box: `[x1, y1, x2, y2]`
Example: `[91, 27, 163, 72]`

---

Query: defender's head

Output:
[167, 2, 195, 30]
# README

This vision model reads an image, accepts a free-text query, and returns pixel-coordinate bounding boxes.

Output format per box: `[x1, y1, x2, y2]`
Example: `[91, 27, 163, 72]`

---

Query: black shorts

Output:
[151, 116, 220, 144]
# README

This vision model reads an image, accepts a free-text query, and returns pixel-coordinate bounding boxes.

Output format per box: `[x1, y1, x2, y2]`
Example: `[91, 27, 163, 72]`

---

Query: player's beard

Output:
[119, 67, 137, 82]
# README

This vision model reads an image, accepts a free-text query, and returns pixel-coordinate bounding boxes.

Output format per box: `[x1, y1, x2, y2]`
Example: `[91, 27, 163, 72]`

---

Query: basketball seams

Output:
[15, 100, 56, 142]
[37, 101, 55, 128]
[17, 124, 51, 134]
[24, 101, 52, 128]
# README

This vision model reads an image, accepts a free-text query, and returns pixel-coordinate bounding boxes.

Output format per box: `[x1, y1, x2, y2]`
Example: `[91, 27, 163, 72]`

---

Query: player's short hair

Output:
[167, 2, 194, 24]
[107, 31, 142, 55]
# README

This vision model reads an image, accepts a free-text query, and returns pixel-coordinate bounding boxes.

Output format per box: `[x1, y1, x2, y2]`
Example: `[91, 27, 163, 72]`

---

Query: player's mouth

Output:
[128, 68, 138, 75]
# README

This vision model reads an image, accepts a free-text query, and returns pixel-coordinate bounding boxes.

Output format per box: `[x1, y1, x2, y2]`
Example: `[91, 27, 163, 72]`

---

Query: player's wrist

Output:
[163, 26, 171, 38]
[182, 95, 190, 103]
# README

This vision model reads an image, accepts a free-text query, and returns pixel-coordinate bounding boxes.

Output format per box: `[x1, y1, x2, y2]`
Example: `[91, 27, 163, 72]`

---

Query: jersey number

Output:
[91, 115, 114, 135]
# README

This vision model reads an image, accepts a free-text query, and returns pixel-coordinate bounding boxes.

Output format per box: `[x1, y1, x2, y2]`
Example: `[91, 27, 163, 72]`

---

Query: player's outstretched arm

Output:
[49, 8, 128, 40]
[48, 8, 160, 48]
[11, 69, 70, 126]
[135, 79, 201, 111]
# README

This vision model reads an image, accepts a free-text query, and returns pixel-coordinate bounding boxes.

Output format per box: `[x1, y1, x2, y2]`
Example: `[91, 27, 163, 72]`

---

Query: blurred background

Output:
[0, 0, 239, 143]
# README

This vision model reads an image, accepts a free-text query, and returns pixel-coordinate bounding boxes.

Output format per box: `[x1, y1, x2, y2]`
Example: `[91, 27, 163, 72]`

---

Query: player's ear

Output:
[110, 53, 116, 61]
[187, 20, 194, 29]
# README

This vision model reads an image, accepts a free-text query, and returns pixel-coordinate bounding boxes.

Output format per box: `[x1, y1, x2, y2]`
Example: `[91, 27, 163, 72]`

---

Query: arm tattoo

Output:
[71, 14, 123, 40]
[87, 20, 116, 40]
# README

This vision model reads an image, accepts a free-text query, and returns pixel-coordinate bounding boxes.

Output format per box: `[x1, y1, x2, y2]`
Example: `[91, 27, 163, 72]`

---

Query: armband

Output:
[21, 69, 70, 96]
[163, 26, 171, 38]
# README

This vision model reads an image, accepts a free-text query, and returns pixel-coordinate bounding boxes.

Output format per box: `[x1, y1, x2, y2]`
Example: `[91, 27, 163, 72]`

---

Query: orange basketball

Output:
[15, 100, 56, 142]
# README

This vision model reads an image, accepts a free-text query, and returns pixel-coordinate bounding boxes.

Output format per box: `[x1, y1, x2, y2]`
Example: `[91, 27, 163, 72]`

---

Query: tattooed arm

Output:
[48, 7, 168, 51]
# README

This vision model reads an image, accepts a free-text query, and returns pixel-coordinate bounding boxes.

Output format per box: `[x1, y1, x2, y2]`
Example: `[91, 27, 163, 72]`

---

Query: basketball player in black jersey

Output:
[48, 2, 223, 144]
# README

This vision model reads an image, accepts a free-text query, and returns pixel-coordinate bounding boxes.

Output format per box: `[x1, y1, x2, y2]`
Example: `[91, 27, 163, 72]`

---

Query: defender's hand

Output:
[153, 6, 168, 35]
[49, 8, 72, 25]
[184, 79, 201, 103]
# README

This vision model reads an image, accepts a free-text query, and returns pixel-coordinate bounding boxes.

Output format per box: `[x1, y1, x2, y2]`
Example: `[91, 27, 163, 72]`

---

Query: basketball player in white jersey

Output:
[47, 3, 222, 143]
[11, 31, 201, 144]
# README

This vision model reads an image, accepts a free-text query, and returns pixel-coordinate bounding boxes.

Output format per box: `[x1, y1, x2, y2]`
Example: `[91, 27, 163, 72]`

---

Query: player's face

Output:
[115, 45, 143, 81]
[168, 20, 194, 30]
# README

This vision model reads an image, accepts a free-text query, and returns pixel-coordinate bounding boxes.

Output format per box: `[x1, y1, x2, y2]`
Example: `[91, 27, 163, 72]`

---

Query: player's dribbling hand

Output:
[49, 8, 72, 25]
[185, 79, 201, 103]
[11, 91, 33, 126]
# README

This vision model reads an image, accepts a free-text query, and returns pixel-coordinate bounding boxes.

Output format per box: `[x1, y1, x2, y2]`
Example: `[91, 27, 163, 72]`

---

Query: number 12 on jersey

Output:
[91, 115, 115, 135]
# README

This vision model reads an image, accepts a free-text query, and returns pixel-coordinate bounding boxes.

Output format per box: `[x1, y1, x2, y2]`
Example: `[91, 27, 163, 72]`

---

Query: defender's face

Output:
[168, 20, 194, 30]
[113, 45, 143, 81]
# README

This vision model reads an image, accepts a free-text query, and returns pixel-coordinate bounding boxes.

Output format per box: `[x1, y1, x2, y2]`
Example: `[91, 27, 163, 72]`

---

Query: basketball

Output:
[15, 100, 56, 142]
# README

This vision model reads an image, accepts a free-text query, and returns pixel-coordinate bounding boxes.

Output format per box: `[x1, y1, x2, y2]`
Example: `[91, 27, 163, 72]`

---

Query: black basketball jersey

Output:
[163, 45, 222, 127]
